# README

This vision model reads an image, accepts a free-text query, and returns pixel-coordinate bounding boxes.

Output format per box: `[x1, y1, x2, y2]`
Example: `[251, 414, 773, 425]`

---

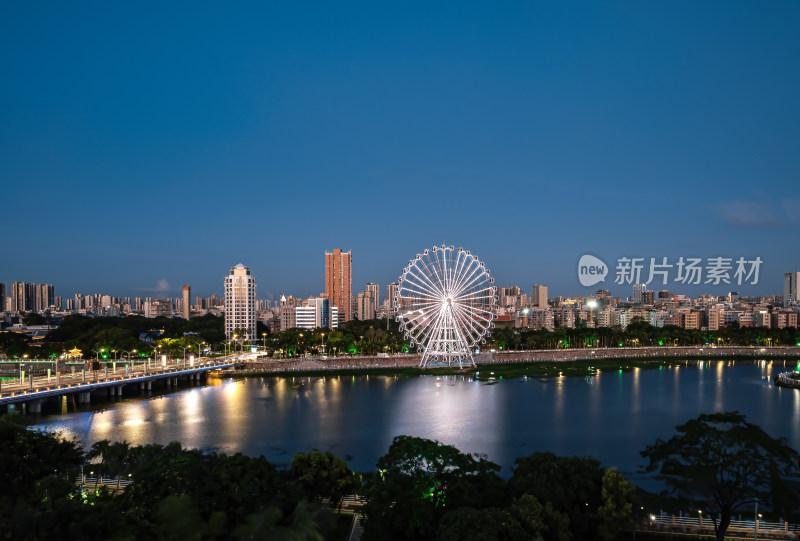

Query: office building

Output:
[325, 249, 352, 322]
[224, 263, 257, 341]
[0, 283, 5, 312]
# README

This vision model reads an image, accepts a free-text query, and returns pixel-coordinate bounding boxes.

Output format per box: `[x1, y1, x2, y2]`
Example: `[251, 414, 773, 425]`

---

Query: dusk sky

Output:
[2, 2, 799, 301]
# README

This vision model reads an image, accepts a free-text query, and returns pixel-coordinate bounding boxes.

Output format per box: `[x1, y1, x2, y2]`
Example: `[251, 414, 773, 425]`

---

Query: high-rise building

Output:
[0, 283, 5, 313]
[35, 284, 54, 312]
[366, 282, 379, 311]
[11, 282, 35, 312]
[642, 290, 655, 305]
[386, 282, 398, 313]
[784, 272, 800, 306]
[325, 249, 352, 322]
[182, 285, 191, 320]
[357, 290, 376, 321]
[144, 299, 172, 318]
[633, 283, 646, 304]
[225, 263, 257, 340]
[280, 305, 297, 331]
[531, 284, 548, 309]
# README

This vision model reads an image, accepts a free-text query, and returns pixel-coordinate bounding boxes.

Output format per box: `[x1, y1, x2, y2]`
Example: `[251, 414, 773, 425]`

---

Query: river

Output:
[29, 359, 800, 481]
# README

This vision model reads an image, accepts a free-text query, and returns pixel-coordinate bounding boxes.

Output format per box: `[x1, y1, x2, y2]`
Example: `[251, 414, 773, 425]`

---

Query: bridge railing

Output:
[652, 513, 799, 532]
[75, 475, 134, 488]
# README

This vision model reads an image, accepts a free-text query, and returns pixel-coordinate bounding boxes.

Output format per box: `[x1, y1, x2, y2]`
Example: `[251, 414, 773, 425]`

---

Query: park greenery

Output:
[2, 411, 798, 540]
[1, 314, 799, 362]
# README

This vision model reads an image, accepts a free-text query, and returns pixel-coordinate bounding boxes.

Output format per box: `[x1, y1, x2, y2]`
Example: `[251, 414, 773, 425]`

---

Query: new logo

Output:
[578, 254, 608, 287]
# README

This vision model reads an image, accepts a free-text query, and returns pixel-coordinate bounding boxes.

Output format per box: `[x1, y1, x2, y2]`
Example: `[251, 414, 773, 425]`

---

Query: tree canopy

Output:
[641, 411, 800, 541]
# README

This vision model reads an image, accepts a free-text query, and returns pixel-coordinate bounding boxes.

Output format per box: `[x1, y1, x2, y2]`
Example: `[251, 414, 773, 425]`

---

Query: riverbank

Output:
[231, 354, 800, 381]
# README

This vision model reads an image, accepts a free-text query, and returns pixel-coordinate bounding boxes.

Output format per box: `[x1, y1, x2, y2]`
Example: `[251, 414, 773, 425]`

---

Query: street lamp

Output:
[587, 299, 597, 328]
[122, 349, 137, 370]
[181, 346, 188, 366]
[262, 333, 267, 351]
[522, 308, 529, 329]
[321, 332, 326, 355]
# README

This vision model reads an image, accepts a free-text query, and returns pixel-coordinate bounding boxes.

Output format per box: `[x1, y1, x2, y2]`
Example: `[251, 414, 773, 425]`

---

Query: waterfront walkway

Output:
[238, 346, 800, 373]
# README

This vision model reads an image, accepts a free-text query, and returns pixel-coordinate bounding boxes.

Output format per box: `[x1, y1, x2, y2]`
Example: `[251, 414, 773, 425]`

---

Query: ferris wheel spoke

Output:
[453, 267, 490, 299]
[450, 302, 488, 341]
[456, 303, 496, 319]
[403, 271, 444, 299]
[407, 263, 447, 297]
[451, 250, 472, 293]
[447, 249, 468, 294]
[399, 286, 439, 303]
[455, 289, 495, 303]
[451, 308, 492, 338]
[451, 260, 484, 297]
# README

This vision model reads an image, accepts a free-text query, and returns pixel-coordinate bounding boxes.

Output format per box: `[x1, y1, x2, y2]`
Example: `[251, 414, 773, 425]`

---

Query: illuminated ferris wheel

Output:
[395, 245, 498, 368]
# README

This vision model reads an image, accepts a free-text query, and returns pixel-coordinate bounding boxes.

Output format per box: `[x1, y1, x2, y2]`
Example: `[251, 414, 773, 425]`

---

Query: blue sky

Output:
[1, 1, 799, 301]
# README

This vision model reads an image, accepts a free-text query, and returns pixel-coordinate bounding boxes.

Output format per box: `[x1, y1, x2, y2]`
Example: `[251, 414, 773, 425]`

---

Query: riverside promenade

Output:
[237, 345, 800, 374]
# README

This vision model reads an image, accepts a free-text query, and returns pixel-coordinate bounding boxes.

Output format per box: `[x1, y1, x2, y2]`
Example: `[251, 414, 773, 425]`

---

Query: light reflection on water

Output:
[29, 361, 800, 477]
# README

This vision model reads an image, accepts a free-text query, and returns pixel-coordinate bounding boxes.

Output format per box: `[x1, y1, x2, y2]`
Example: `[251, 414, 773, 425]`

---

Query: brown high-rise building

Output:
[182, 285, 191, 320]
[325, 249, 352, 322]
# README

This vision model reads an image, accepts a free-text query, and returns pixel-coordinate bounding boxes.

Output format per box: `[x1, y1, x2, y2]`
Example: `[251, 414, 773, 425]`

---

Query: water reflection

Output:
[30, 361, 800, 476]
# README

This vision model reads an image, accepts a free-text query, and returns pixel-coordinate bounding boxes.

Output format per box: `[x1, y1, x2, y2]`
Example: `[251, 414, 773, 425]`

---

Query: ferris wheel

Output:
[395, 245, 498, 368]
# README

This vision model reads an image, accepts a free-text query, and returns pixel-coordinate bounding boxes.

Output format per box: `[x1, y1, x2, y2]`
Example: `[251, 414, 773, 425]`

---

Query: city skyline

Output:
[1, 250, 797, 303]
[2, 3, 799, 299]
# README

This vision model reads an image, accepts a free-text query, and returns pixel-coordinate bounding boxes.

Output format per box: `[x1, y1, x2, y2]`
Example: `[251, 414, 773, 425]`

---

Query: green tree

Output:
[641, 411, 800, 541]
[509, 493, 571, 541]
[290, 450, 360, 512]
[597, 467, 637, 541]
[508, 452, 605, 540]
[363, 435, 503, 540]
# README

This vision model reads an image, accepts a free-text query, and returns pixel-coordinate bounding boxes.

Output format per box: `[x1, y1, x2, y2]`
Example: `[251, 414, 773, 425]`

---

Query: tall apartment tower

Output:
[531, 284, 548, 309]
[325, 249, 352, 322]
[366, 282, 380, 311]
[0, 283, 6, 312]
[224, 263, 257, 341]
[357, 290, 376, 321]
[35, 284, 54, 312]
[633, 283, 646, 304]
[386, 282, 398, 311]
[182, 285, 191, 320]
[785, 271, 800, 306]
[11, 282, 35, 312]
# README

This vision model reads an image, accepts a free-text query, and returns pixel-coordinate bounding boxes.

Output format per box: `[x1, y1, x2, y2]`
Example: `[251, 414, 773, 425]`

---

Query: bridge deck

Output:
[0, 359, 235, 406]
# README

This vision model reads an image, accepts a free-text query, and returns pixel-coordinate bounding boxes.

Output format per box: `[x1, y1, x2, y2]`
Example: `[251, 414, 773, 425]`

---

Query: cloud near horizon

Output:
[135, 279, 171, 293]
[713, 199, 800, 226]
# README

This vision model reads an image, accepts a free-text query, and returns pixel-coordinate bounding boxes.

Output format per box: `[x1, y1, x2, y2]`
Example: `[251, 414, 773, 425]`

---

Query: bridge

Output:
[0, 357, 236, 413]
